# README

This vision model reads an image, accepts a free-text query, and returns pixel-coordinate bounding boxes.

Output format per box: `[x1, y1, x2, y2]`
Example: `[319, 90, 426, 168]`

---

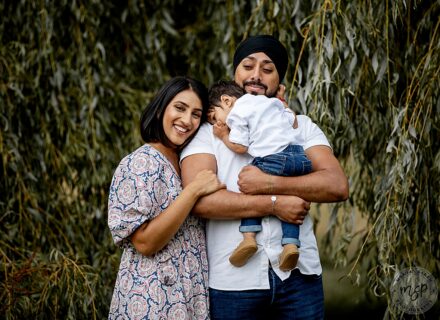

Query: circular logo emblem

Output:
[390, 267, 438, 315]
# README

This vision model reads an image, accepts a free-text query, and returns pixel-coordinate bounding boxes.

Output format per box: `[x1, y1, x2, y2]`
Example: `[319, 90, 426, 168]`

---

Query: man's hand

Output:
[273, 195, 311, 224]
[238, 165, 271, 194]
[213, 121, 230, 139]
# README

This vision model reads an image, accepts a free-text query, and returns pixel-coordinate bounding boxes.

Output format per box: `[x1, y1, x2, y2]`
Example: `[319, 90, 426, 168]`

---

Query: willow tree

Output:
[1, 0, 439, 318]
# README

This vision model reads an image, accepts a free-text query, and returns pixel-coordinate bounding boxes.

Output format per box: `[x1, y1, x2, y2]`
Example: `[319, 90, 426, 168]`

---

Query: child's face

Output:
[208, 95, 235, 124]
[212, 104, 230, 124]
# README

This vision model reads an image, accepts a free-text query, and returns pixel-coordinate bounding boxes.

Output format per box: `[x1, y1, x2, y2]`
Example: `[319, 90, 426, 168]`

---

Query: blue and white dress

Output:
[108, 144, 209, 319]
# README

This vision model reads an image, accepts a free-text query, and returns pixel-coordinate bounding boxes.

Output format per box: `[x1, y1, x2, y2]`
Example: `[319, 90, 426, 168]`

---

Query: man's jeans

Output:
[209, 268, 324, 319]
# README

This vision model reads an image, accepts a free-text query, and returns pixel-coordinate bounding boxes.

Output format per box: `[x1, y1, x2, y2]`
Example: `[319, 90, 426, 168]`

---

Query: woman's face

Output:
[162, 89, 203, 148]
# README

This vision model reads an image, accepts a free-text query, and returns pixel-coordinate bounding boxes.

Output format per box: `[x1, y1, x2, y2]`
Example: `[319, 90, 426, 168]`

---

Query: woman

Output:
[108, 76, 225, 319]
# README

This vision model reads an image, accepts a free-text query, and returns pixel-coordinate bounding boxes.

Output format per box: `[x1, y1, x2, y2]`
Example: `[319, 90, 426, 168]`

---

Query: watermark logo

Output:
[390, 267, 438, 315]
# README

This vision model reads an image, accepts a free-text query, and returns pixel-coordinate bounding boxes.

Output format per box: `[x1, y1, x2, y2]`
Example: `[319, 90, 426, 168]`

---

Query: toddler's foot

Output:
[229, 238, 258, 267]
[279, 244, 299, 272]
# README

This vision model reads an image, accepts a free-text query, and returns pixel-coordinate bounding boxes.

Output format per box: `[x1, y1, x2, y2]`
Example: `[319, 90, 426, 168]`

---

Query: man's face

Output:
[234, 52, 280, 97]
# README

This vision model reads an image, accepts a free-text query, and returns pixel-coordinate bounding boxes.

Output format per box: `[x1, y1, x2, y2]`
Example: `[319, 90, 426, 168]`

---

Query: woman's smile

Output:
[162, 89, 203, 147]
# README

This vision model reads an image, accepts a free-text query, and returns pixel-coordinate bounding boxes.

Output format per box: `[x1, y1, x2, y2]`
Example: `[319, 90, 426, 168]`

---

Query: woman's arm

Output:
[131, 169, 225, 256]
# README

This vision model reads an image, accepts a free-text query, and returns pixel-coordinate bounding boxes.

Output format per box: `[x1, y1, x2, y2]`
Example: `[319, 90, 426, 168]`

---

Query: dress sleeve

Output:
[107, 150, 168, 248]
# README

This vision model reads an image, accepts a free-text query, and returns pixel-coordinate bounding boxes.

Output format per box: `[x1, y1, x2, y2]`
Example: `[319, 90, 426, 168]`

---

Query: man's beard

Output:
[242, 80, 277, 97]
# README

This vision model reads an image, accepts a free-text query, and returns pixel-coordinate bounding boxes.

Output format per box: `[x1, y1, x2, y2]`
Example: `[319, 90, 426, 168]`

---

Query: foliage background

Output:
[1, 0, 439, 318]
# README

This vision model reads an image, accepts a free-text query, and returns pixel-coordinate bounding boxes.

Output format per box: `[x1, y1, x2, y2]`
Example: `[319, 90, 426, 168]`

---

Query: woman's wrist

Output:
[184, 183, 204, 200]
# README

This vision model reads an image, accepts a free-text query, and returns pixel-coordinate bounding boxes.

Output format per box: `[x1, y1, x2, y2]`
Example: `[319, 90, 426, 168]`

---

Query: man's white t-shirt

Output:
[180, 116, 331, 290]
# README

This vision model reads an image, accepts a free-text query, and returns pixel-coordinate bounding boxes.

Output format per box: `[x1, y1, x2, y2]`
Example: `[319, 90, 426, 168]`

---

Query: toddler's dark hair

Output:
[209, 80, 245, 106]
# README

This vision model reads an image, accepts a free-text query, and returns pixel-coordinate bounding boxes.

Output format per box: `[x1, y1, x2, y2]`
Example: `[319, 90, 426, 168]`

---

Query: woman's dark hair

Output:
[140, 76, 209, 148]
[209, 80, 245, 106]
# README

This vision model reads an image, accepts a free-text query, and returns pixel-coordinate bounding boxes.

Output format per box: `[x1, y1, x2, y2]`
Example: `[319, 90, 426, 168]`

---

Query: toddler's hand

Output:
[213, 121, 229, 139]
[276, 84, 288, 108]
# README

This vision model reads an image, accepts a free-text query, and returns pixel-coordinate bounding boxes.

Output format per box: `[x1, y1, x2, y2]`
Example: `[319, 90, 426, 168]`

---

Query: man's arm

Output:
[180, 153, 310, 224]
[237, 145, 349, 203]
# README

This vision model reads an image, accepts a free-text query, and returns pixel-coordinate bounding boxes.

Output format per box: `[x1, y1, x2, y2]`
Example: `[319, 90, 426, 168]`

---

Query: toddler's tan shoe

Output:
[279, 244, 299, 272]
[229, 238, 258, 267]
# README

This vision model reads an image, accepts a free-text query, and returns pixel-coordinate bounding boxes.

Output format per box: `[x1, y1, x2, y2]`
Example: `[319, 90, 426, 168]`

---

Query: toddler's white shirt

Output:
[227, 94, 300, 157]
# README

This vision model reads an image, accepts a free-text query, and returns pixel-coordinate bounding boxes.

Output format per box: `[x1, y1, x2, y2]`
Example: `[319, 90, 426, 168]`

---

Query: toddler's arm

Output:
[213, 121, 248, 154]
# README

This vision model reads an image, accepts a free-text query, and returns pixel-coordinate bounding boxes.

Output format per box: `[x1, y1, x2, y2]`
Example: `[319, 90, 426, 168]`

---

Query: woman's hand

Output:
[189, 169, 226, 198]
[238, 165, 271, 195]
[131, 169, 225, 256]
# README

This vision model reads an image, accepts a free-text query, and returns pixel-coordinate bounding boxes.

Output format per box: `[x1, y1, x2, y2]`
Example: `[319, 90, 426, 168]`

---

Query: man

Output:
[181, 35, 349, 319]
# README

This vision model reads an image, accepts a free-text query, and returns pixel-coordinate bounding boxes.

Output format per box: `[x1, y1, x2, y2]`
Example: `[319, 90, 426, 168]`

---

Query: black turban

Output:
[233, 35, 288, 82]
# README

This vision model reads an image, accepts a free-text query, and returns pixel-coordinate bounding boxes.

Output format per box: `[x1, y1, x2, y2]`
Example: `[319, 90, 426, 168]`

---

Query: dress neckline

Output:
[146, 143, 181, 177]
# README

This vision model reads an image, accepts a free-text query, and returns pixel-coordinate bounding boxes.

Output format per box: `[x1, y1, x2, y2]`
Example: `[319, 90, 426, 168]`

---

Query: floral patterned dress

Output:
[107, 144, 210, 319]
